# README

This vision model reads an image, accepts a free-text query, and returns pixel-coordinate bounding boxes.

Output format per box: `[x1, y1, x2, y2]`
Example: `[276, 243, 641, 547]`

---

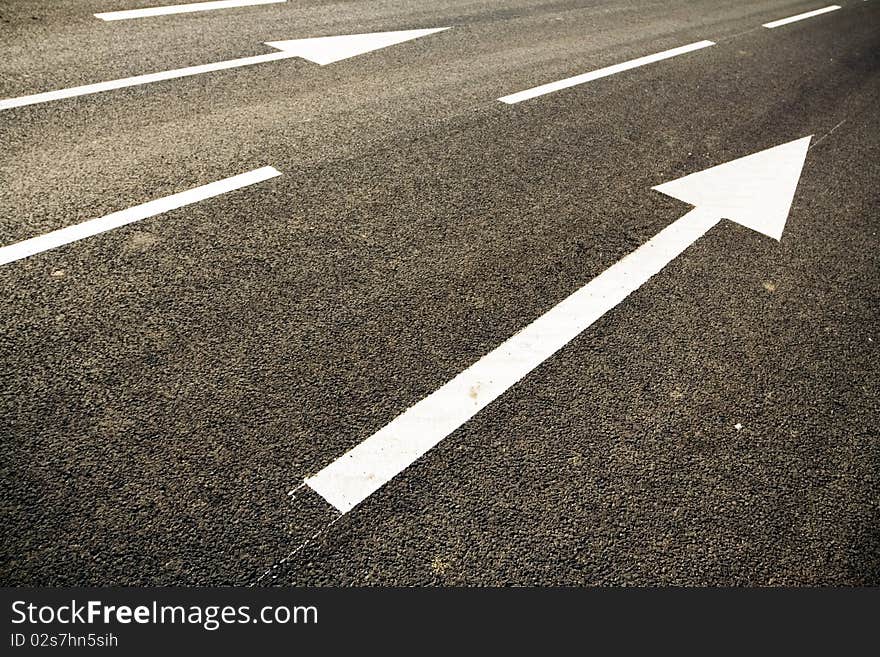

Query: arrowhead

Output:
[265, 27, 450, 65]
[652, 136, 812, 240]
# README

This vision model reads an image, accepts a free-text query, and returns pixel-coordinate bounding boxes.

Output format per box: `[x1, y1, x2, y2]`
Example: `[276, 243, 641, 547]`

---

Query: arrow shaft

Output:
[0, 51, 293, 111]
[306, 205, 721, 513]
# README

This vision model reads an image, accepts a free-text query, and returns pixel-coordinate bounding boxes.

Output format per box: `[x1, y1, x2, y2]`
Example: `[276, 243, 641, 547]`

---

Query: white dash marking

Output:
[0, 166, 281, 265]
[762, 5, 841, 28]
[498, 40, 715, 104]
[0, 51, 293, 111]
[95, 0, 285, 21]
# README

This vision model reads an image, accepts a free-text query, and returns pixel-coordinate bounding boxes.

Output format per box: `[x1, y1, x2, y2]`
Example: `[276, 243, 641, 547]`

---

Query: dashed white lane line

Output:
[0, 166, 281, 265]
[762, 5, 841, 28]
[0, 51, 291, 111]
[95, 0, 285, 21]
[498, 40, 715, 104]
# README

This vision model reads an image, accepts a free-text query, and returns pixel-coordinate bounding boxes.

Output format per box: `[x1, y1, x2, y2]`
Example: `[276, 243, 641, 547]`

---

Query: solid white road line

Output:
[0, 51, 292, 111]
[498, 40, 715, 104]
[95, 0, 285, 21]
[0, 166, 281, 265]
[762, 5, 841, 28]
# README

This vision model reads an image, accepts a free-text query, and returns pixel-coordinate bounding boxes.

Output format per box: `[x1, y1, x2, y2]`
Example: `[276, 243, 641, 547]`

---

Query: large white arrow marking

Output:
[0, 28, 449, 111]
[306, 136, 813, 513]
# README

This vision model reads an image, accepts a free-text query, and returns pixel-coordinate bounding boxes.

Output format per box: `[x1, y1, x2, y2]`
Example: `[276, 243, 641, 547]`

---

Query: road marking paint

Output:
[0, 28, 449, 111]
[305, 137, 812, 514]
[95, 0, 285, 21]
[498, 40, 715, 104]
[264, 27, 449, 65]
[762, 5, 841, 28]
[306, 209, 720, 513]
[0, 52, 291, 111]
[0, 166, 280, 265]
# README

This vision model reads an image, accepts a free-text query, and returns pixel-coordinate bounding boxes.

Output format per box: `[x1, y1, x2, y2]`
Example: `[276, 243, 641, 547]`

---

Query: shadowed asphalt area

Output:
[1, 0, 878, 585]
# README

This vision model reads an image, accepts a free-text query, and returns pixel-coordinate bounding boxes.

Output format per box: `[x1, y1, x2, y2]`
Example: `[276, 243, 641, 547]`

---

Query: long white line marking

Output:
[95, 0, 287, 21]
[0, 166, 281, 265]
[498, 40, 715, 104]
[0, 52, 291, 111]
[762, 5, 841, 28]
[95, 0, 285, 21]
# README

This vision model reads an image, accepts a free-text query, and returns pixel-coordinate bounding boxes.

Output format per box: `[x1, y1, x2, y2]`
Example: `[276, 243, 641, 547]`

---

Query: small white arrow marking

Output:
[95, 0, 286, 21]
[0, 28, 449, 111]
[306, 136, 812, 514]
[265, 28, 449, 65]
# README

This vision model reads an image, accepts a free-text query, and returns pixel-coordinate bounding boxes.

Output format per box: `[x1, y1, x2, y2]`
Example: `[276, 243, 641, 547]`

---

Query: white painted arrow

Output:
[0, 28, 449, 111]
[305, 136, 813, 514]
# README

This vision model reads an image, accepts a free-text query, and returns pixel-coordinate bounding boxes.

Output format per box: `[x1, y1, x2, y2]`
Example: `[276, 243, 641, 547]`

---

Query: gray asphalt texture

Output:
[1, 0, 878, 586]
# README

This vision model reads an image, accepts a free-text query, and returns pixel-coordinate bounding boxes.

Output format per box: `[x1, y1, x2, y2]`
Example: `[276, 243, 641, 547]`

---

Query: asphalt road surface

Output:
[1, 0, 878, 586]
